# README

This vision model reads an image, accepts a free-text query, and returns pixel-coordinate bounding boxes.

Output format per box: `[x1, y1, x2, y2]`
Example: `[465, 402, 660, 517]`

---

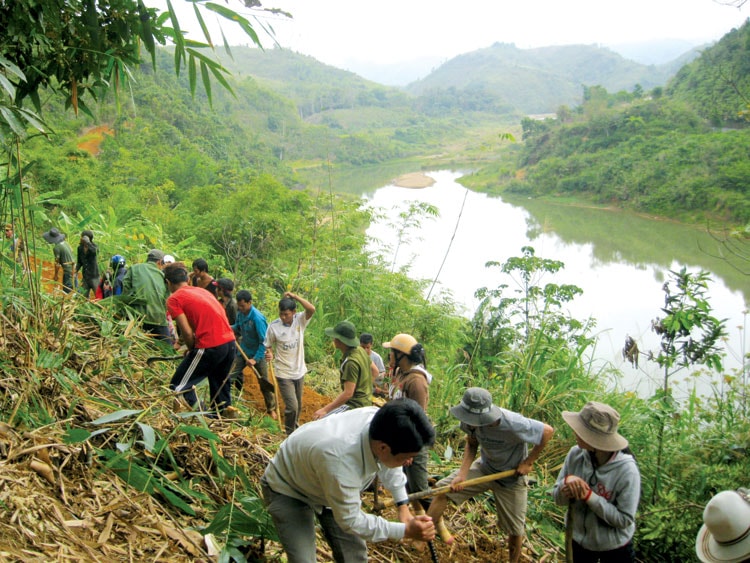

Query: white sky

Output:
[148, 0, 749, 66]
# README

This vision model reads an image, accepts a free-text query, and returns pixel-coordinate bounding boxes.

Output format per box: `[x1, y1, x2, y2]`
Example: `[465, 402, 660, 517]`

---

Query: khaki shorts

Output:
[438, 460, 527, 536]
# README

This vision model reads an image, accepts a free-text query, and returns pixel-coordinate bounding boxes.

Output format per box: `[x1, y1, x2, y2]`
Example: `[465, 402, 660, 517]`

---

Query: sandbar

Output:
[392, 172, 436, 189]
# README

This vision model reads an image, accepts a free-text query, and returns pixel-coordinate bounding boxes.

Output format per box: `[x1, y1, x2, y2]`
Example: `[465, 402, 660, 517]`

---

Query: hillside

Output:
[460, 23, 750, 226]
[216, 47, 412, 119]
[3, 6, 750, 563]
[407, 42, 682, 114]
[667, 18, 750, 125]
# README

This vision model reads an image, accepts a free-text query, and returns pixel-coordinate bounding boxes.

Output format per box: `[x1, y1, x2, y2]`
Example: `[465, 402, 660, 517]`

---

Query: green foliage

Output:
[668, 20, 750, 126]
[646, 267, 728, 504]
[475, 90, 750, 224]
[473, 246, 585, 353]
[0, 0, 270, 115]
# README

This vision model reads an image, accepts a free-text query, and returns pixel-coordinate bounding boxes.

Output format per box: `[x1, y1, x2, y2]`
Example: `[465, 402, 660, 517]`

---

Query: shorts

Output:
[438, 459, 527, 536]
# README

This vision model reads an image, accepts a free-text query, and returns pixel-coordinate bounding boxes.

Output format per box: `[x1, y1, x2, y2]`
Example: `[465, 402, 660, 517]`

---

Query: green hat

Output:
[325, 320, 359, 347]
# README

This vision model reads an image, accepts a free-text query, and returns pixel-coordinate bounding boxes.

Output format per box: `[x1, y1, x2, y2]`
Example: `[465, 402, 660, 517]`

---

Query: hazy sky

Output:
[149, 0, 748, 66]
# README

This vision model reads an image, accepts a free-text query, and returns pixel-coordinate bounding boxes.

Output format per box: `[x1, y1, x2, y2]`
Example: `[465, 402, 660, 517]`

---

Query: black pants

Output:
[572, 541, 635, 563]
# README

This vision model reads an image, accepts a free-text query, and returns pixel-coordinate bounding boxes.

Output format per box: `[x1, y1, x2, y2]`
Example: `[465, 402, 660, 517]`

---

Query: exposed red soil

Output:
[77, 125, 114, 156]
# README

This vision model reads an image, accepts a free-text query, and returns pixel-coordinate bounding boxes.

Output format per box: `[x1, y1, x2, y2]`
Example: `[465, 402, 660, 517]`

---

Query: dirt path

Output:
[239, 370, 332, 424]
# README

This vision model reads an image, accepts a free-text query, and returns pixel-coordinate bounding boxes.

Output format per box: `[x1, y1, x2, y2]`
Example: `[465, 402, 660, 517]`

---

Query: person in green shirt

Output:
[120, 249, 171, 344]
[42, 227, 74, 294]
[314, 320, 373, 419]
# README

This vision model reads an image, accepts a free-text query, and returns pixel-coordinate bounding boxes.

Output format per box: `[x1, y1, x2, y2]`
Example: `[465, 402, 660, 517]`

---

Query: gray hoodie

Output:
[552, 446, 640, 552]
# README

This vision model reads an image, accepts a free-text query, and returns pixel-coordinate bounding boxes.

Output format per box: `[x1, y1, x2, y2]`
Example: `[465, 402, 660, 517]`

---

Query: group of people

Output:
[38, 226, 317, 421]
[264, 376, 750, 563]
[32, 228, 748, 563]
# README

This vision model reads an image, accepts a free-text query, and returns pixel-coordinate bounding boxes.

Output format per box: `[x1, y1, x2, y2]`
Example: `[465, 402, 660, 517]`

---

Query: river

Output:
[362, 170, 748, 398]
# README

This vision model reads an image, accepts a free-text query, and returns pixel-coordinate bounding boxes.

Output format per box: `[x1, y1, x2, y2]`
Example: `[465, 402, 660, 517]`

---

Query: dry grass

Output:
[0, 281, 563, 561]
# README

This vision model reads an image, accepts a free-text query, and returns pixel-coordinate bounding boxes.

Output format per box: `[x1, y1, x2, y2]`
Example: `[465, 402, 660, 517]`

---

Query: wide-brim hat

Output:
[450, 387, 502, 426]
[696, 489, 750, 563]
[562, 401, 628, 451]
[42, 227, 65, 244]
[325, 320, 359, 347]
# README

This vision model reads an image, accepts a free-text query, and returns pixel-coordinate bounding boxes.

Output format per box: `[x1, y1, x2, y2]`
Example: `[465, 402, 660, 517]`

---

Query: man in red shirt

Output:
[164, 262, 237, 415]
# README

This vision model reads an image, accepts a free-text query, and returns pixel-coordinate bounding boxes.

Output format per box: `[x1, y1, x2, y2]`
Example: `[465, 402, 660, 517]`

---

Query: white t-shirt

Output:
[264, 311, 310, 380]
[370, 350, 386, 374]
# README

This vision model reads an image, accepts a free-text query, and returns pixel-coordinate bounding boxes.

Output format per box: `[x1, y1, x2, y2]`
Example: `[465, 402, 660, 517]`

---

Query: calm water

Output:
[363, 170, 748, 397]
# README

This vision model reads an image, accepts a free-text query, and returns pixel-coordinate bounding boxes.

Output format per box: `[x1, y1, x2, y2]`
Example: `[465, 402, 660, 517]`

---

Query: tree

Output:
[646, 267, 727, 502]
[0, 1, 284, 117]
[0, 0, 283, 302]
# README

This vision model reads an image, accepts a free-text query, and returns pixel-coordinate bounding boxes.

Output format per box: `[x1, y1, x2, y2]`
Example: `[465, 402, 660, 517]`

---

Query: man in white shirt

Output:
[261, 399, 436, 562]
[263, 291, 315, 434]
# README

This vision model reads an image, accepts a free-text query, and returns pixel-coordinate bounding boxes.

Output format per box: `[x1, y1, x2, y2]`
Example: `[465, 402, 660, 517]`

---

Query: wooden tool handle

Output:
[237, 346, 251, 363]
[380, 468, 517, 508]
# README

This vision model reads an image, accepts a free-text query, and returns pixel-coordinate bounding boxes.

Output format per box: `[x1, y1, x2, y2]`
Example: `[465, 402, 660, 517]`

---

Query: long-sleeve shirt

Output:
[120, 261, 168, 326]
[263, 407, 409, 542]
[552, 446, 640, 551]
[231, 305, 268, 362]
[76, 242, 99, 279]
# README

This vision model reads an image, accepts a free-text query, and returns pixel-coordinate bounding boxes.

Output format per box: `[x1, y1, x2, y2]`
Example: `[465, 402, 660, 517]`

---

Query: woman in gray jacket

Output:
[552, 402, 640, 563]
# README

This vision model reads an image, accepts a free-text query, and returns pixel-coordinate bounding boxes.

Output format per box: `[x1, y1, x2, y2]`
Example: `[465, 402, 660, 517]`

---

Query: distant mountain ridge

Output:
[216, 41, 700, 117]
[406, 42, 693, 113]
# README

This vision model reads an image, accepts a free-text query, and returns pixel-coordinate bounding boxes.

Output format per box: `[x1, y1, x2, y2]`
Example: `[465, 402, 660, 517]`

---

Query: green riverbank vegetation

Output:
[461, 22, 750, 228]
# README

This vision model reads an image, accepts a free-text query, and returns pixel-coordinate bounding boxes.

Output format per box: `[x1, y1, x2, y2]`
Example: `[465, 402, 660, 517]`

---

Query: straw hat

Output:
[696, 489, 750, 563]
[562, 402, 628, 451]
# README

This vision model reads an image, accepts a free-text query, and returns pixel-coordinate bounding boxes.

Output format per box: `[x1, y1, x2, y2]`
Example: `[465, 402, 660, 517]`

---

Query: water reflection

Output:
[364, 170, 748, 398]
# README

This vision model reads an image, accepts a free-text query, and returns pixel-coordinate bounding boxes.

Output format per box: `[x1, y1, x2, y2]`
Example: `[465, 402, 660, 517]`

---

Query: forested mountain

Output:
[667, 21, 750, 126]
[213, 42, 691, 119]
[215, 47, 412, 119]
[406, 42, 684, 114]
[461, 21, 750, 226]
[18, 20, 750, 234]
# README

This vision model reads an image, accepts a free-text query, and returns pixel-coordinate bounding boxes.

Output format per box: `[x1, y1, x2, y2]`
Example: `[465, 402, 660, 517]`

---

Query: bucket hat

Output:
[42, 227, 65, 244]
[325, 320, 359, 347]
[450, 387, 502, 426]
[696, 489, 750, 563]
[147, 249, 165, 262]
[562, 402, 628, 451]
